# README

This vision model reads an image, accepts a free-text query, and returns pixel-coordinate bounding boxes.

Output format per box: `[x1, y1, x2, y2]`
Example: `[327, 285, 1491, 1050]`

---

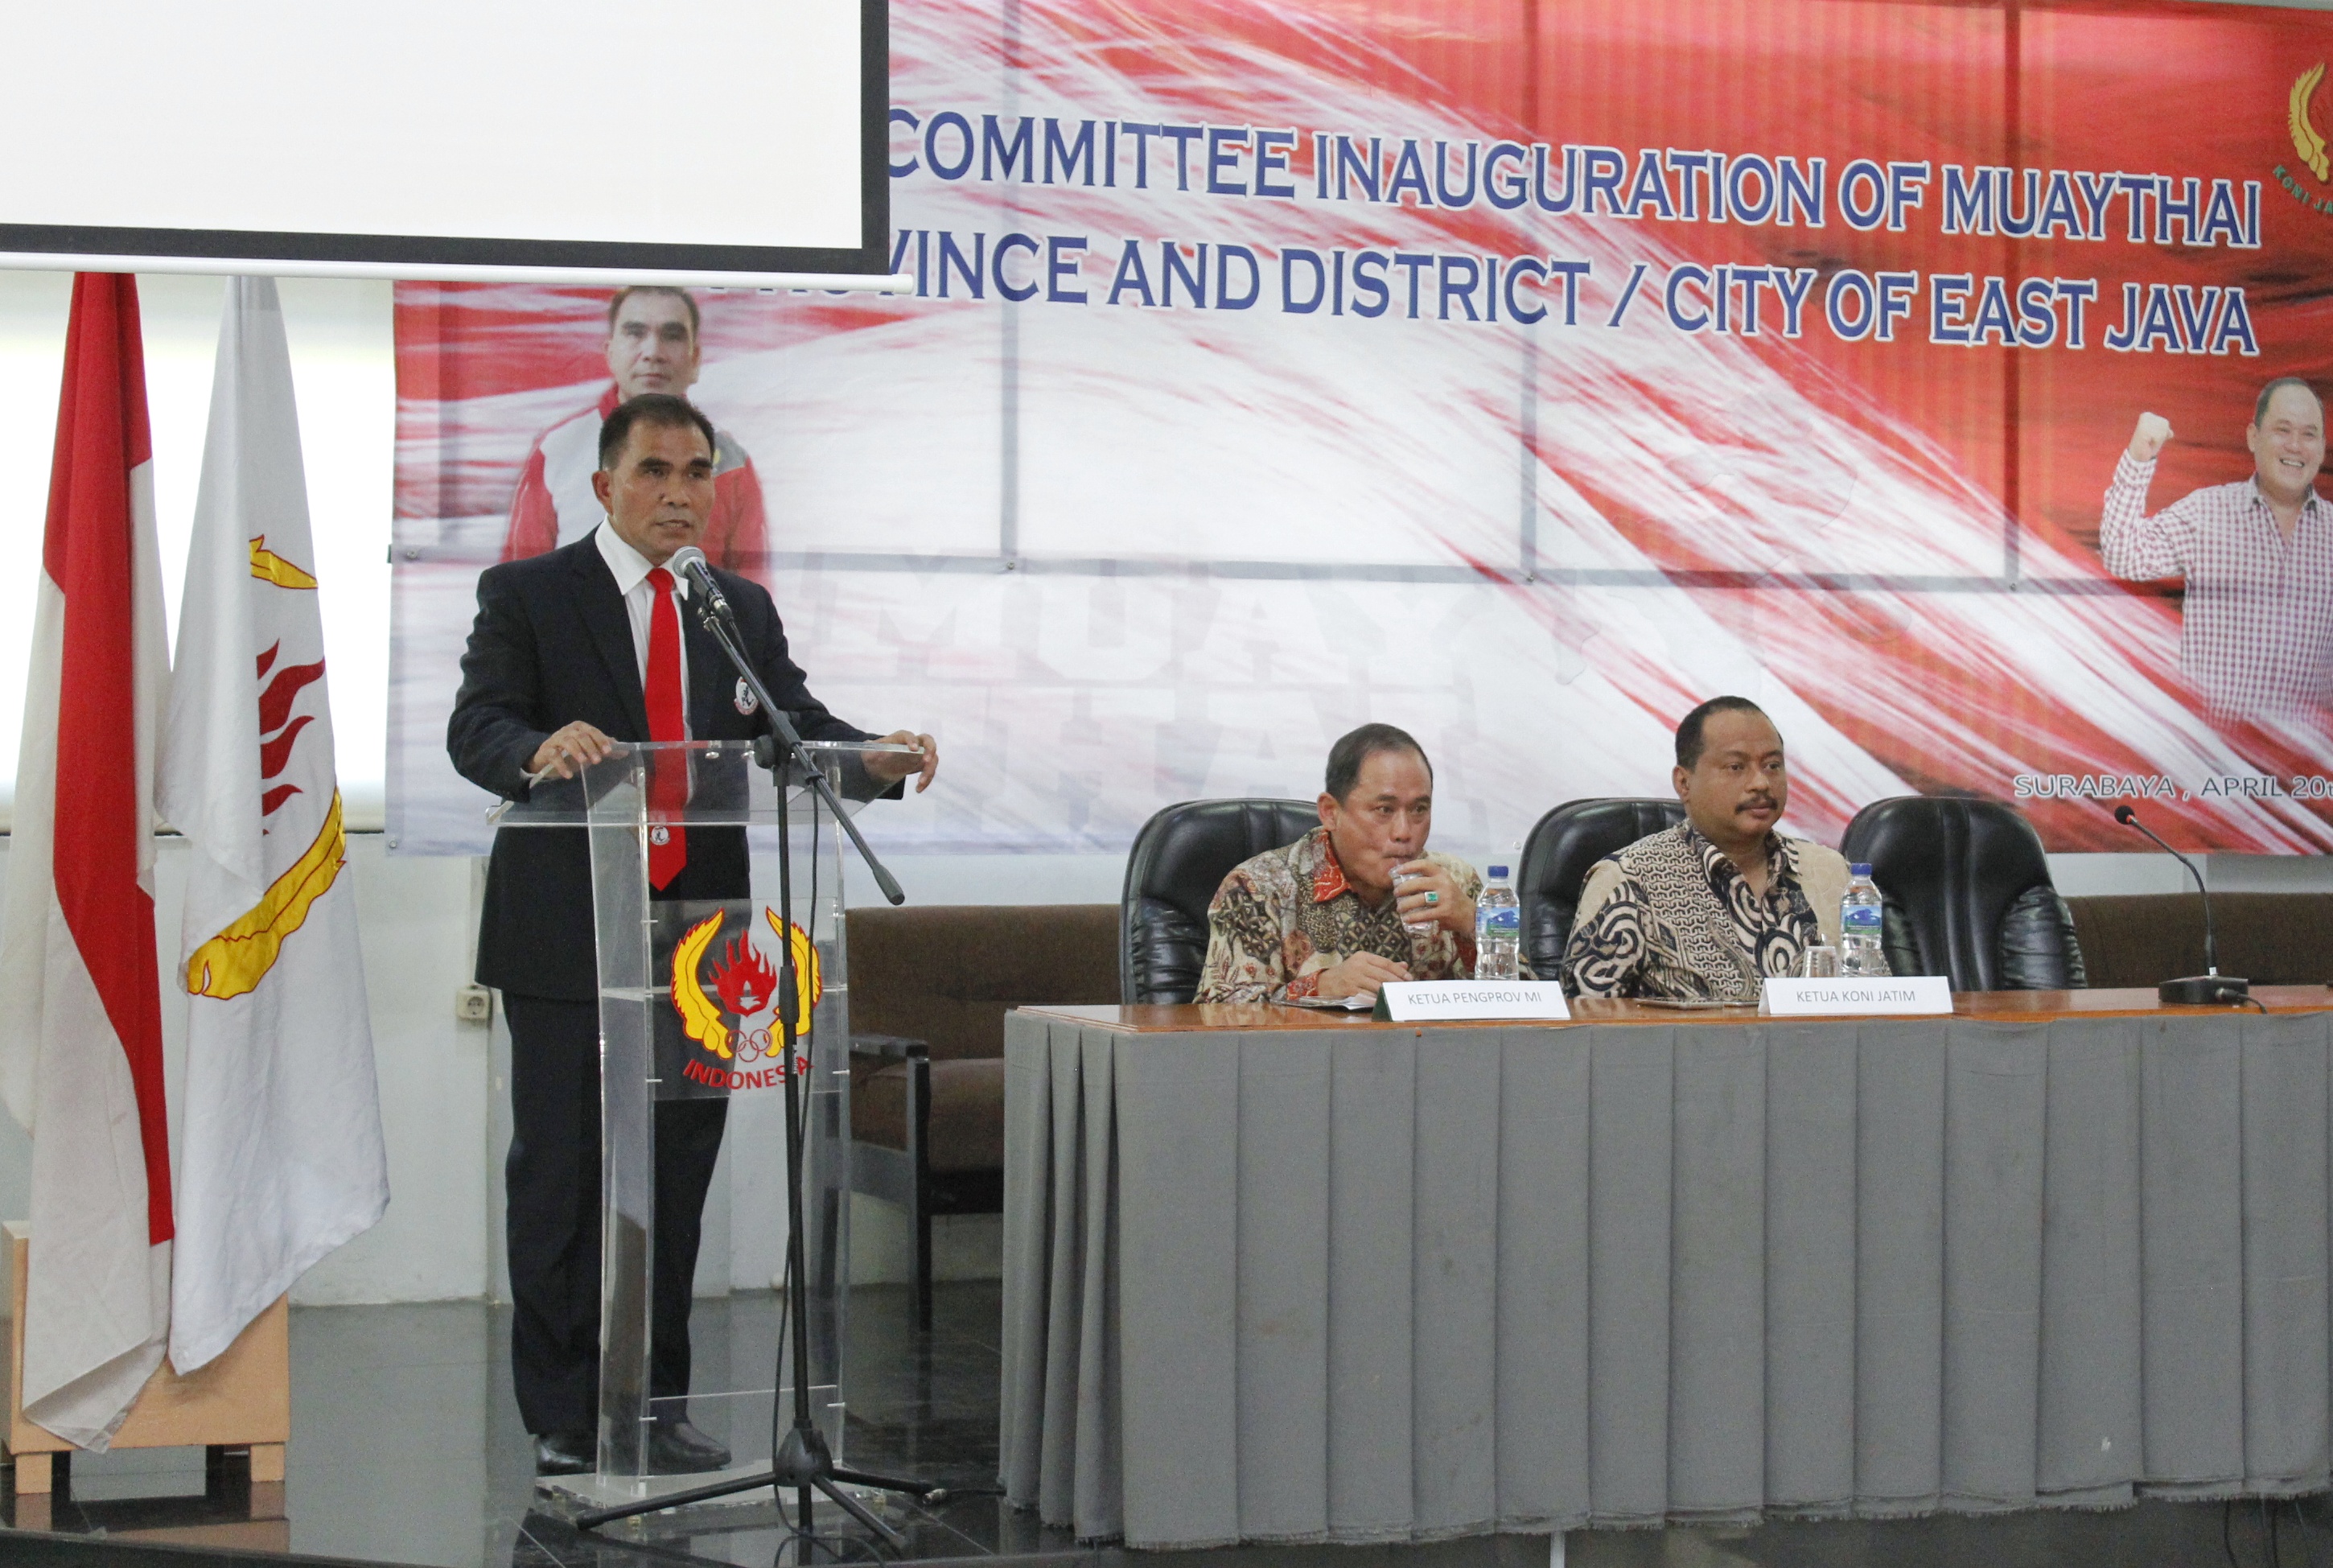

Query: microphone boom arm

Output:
[2113, 804, 2246, 1004]
[688, 578, 907, 907]
[2117, 808, 2218, 976]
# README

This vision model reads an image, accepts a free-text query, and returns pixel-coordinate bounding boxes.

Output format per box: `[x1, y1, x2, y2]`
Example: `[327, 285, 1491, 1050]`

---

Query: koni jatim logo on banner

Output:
[2284, 62, 2333, 204]
[668, 907, 820, 1093]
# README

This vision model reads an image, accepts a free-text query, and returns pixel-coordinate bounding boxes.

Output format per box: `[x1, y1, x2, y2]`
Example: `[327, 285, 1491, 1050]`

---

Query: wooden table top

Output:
[1016, 986, 2333, 1034]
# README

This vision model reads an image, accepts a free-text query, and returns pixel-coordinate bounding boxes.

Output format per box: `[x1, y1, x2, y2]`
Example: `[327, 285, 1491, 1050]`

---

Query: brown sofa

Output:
[2065, 893, 2333, 990]
[845, 903, 1120, 1320]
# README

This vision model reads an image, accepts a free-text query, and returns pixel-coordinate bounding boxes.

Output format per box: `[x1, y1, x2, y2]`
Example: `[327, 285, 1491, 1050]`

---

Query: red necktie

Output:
[645, 566, 687, 888]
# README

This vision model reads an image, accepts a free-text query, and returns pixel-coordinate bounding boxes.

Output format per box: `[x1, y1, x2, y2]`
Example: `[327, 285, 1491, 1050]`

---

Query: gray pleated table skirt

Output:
[998, 1007, 2333, 1547]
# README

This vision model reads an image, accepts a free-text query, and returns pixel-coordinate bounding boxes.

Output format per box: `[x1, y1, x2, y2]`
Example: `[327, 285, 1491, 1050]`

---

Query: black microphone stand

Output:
[2112, 805, 2250, 1006]
[574, 578, 941, 1550]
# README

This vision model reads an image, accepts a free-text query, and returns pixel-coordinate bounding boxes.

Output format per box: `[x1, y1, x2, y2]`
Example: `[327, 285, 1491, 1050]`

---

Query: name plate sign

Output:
[1376, 981, 1572, 1023]
[1759, 976, 1954, 1017]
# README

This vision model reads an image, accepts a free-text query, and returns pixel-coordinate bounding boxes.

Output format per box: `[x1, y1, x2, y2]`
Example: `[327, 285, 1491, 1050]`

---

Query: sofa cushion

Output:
[852, 1056, 1006, 1171]
[2065, 892, 2333, 990]
[843, 903, 1121, 1062]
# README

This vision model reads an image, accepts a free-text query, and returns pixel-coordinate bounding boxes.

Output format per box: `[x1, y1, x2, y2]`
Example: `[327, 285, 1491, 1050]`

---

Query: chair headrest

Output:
[1120, 798, 1319, 1003]
[1125, 799, 1320, 919]
[1841, 796, 2051, 915]
[1841, 796, 2058, 991]
[1516, 797, 1688, 976]
[1520, 798, 1688, 907]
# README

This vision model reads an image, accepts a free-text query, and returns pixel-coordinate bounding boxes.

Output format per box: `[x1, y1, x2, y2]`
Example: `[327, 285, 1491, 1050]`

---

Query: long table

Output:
[1000, 990, 2333, 1548]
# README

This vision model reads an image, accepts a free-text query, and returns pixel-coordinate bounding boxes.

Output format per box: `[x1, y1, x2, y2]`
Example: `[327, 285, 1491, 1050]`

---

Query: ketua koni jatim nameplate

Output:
[1759, 976, 1954, 1017]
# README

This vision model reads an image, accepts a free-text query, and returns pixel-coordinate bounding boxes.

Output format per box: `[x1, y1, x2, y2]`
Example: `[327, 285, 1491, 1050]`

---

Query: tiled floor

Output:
[2, 1282, 1068, 1568]
[4, 1283, 2331, 1567]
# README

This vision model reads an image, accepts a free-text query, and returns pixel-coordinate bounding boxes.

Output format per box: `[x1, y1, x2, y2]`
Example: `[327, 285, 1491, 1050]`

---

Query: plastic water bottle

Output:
[1840, 862, 1888, 977]
[1475, 866, 1521, 980]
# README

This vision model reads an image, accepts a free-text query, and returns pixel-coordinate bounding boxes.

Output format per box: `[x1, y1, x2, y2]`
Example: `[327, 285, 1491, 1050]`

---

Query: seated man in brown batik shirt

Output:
[1562, 696, 1854, 1002]
[1195, 723, 1484, 1005]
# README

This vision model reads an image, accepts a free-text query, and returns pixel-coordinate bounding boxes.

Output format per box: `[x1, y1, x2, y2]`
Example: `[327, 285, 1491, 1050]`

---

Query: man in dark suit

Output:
[448, 394, 937, 1477]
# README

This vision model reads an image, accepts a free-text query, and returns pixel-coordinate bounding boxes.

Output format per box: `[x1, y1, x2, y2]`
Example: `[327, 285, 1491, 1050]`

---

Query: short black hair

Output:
[2255, 375, 2323, 426]
[1325, 723, 1431, 802]
[1675, 696, 1772, 769]
[599, 393, 718, 471]
[607, 285, 701, 342]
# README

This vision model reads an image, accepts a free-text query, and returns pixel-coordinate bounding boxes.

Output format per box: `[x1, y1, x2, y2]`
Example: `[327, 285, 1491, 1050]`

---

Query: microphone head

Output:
[665, 545, 711, 578]
[2113, 804, 2138, 825]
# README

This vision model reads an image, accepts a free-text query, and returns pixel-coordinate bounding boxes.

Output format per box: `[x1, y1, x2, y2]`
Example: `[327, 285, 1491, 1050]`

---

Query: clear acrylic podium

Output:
[492, 737, 907, 1500]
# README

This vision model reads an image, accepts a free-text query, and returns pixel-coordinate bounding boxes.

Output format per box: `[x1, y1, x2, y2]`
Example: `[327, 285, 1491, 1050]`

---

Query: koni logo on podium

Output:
[668, 907, 821, 1092]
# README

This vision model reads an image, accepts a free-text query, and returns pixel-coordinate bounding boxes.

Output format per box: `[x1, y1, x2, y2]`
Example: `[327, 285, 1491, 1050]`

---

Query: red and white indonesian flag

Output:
[0, 274, 174, 1448]
[158, 277, 387, 1373]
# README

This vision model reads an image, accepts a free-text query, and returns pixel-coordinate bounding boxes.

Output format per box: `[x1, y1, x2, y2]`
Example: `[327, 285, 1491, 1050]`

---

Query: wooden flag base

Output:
[5, 1221, 289, 1496]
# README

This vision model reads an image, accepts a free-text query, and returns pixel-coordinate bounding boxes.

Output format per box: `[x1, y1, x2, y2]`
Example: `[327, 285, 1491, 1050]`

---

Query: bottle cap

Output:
[1850, 862, 1872, 877]
[1489, 865, 1509, 879]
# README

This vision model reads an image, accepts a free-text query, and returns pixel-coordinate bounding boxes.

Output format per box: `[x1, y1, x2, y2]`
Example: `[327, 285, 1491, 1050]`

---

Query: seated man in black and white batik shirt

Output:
[1562, 697, 1854, 1002]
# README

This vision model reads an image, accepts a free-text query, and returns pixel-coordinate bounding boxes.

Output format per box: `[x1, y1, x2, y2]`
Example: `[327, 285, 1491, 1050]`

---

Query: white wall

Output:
[0, 834, 491, 1307]
[0, 270, 392, 827]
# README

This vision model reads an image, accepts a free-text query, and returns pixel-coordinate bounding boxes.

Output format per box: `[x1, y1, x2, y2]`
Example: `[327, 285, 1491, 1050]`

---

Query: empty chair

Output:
[849, 903, 1119, 1327]
[1840, 796, 2086, 991]
[1121, 799, 1319, 1003]
[1518, 798, 1688, 979]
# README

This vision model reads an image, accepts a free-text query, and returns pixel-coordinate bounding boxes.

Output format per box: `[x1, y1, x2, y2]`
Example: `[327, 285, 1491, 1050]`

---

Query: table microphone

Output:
[2110, 804, 2250, 1005]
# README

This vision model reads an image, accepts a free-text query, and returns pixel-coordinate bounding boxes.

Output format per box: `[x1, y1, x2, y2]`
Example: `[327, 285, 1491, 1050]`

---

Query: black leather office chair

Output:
[1518, 798, 1687, 978]
[1840, 796, 2086, 991]
[1121, 799, 1319, 1003]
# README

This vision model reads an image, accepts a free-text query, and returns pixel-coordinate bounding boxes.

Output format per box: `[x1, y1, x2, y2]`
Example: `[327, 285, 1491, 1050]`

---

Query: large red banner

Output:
[390, 0, 2333, 856]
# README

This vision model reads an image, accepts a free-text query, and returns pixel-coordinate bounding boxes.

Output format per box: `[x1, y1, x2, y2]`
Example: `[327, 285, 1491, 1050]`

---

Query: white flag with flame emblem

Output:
[157, 278, 388, 1373]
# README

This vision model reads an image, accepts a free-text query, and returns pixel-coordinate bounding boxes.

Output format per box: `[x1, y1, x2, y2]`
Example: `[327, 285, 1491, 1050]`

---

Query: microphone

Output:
[2111, 804, 2249, 1006]
[665, 545, 733, 620]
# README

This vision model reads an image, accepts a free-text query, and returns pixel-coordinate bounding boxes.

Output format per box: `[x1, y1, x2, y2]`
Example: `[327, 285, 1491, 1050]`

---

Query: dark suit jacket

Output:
[447, 535, 883, 1001]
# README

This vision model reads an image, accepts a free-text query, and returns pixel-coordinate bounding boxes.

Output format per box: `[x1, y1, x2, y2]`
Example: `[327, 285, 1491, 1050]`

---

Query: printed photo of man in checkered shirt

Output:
[2101, 377, 2333, 722]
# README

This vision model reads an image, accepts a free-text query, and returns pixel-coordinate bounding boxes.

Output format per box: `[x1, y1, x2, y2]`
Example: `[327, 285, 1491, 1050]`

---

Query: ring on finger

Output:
[1424, 891, 1439, 905]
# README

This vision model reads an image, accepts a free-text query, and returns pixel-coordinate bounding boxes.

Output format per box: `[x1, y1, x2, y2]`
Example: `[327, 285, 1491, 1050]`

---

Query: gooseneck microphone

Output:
[2111, 804, 2250, 1006]
[665, 545, 733, 620]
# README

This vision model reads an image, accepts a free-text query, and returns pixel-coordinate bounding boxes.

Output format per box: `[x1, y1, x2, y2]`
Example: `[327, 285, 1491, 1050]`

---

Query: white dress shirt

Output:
[595, 521, 689, 729]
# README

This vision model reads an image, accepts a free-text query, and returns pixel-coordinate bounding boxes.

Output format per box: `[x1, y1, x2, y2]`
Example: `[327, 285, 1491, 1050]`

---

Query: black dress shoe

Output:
[648, 1418, 733, 1475]
[534, 1430, 594, 1475]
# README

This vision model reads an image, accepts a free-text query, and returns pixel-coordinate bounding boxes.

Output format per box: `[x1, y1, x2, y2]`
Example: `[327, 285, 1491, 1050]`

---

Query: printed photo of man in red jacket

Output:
[499, 286, 767, 574]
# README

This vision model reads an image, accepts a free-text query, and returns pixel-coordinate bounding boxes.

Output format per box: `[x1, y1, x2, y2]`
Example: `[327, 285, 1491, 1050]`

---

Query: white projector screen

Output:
[0, 0, 889, 286]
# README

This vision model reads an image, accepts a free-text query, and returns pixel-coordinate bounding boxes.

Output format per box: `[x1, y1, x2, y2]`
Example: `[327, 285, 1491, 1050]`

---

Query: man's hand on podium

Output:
[865, 730, 940, 793]
[529, 721, 617, 781]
